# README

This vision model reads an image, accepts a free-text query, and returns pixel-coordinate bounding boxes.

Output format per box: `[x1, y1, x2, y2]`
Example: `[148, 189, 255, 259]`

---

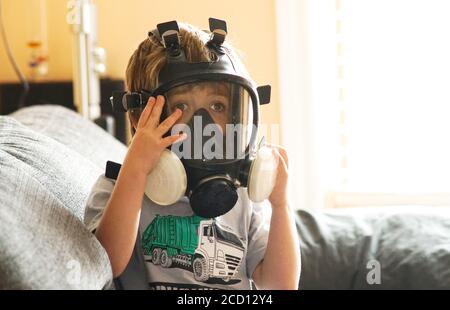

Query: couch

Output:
[1, 105, 450, 289]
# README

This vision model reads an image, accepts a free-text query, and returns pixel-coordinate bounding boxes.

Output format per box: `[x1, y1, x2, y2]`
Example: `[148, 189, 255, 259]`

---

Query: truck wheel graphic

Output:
[152, 248, 161, 265]
[160, 250, 173, 268]
[193, 256, 209, 282]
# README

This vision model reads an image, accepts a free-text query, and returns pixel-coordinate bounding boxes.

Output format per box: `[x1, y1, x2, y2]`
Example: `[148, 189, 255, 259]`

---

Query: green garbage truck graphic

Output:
[142, 215, 245, 283]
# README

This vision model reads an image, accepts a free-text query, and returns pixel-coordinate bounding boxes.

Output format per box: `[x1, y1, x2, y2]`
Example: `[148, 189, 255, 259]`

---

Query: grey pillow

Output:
[296, 207, 450, 289]
[0, 117, 112, 289]
[0, 116, 101, 220]
[11, 105, 126, 169]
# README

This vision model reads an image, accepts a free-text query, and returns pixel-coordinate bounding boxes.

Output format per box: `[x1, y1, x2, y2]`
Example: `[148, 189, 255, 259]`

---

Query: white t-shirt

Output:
[84, 174, 271, 290]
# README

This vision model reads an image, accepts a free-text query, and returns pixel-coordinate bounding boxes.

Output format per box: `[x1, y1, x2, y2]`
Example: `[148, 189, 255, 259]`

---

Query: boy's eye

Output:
[174, 103, 188, 111]
[210, 102, 225, 112]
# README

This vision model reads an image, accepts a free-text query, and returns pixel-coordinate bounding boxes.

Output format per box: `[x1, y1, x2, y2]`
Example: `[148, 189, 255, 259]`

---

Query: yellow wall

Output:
[0, 0, 280, 126]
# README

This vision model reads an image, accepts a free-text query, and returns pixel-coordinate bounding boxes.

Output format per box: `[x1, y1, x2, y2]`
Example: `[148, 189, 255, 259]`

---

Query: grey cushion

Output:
[296, 207, 450, 289]
[11, 105, 126, 168]
[0, 149, 112, 289]
[0, 116, 100, 220]
[0, 115, 115, 289]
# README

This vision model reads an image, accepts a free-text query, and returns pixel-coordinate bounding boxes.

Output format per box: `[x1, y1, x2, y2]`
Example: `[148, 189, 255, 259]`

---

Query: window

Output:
[203, 226, 213, 237]
[276, 0, 450, 208]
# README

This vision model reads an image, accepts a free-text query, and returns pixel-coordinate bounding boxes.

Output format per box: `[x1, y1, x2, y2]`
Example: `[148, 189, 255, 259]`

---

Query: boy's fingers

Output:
[271, 148, 288, 173]
[137, 97, 155, 129]
[161, 132, 187, 148]
[276, 147, 289, 168]
[157, 109, 183, 135]
[277, 151, 288, 171]
[267, 144, 289, 169]
[147, 95, 165, 128]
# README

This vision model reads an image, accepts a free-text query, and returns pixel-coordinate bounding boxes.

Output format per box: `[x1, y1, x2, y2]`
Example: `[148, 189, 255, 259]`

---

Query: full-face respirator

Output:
[109, 18, 278, 218]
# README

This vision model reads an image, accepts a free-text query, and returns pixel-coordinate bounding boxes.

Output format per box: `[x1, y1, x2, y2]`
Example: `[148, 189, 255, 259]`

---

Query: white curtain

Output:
[276, 0, 450, 209]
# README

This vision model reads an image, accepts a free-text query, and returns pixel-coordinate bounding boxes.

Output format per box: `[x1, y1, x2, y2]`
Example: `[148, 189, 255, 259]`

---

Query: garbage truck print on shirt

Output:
[142, 215, 245, 284]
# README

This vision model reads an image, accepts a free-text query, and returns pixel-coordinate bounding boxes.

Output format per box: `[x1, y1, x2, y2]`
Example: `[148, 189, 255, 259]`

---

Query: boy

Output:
[85, 20, 300, 290]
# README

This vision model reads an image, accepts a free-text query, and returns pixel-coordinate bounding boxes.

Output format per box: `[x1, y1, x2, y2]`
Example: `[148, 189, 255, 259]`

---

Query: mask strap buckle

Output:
[156, 20, 183, 58]
[207, 18, 227, 56]
[110, 90, 152, 112]
[257, 85, 272, 105]
[208, 18, 227, 46]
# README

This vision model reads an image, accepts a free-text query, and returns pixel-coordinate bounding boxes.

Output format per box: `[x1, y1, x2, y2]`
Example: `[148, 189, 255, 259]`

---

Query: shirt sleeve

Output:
[84, 174, 115, 233]
[245, 199, 271, 279]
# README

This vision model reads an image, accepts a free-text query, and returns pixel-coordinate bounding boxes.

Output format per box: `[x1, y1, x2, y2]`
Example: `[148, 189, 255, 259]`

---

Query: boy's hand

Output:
[268, 145, 289, 209]
[123, 95, 186, 178]
[253, 145, 300, 290]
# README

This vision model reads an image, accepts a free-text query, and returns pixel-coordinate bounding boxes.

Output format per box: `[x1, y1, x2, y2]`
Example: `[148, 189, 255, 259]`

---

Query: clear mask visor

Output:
[165, 81, 255, 162]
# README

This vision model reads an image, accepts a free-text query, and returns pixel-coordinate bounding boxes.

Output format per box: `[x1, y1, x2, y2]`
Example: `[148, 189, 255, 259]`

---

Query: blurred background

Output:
[2, 0, 450, 211]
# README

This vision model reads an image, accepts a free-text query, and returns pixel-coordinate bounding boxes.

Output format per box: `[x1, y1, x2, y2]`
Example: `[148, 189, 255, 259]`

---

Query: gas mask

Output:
[109, 18, 278, 218]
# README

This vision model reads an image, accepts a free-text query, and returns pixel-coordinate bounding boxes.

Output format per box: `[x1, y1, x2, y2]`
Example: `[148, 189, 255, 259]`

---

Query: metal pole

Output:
[70, 0, 104, 120]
